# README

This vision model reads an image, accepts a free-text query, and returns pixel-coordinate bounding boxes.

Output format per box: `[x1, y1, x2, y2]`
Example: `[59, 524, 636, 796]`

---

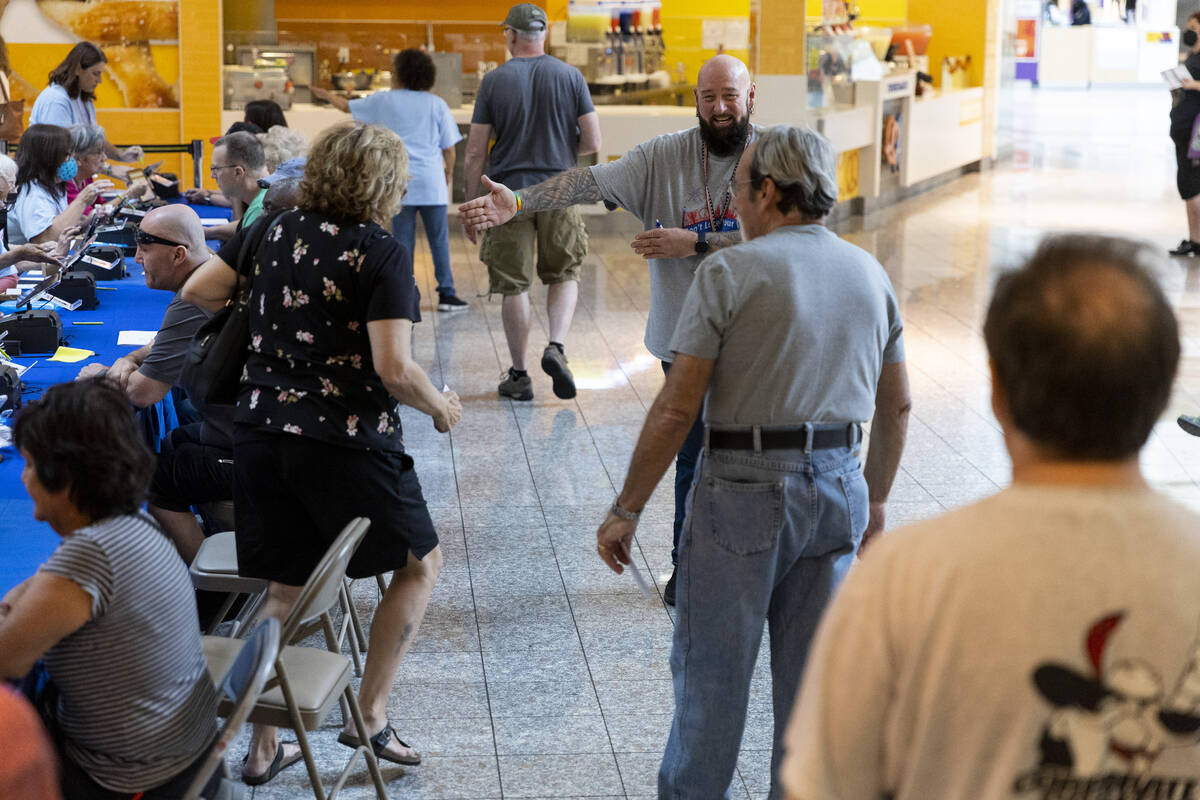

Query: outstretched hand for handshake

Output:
[457, 175, 518, 244]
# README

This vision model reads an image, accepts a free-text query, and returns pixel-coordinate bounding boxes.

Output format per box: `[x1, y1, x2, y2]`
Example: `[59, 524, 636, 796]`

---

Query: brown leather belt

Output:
[708, 424, 862, 451]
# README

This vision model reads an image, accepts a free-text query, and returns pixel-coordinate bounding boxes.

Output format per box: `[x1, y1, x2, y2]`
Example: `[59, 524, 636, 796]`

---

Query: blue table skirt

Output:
[0, 201, 232, 594]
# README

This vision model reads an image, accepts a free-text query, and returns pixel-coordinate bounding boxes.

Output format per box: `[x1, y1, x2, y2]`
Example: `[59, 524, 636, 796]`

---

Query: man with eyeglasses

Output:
[76, 205, 233, 563]
[592, 126, 910, 798]
[204, 131, 269, 243]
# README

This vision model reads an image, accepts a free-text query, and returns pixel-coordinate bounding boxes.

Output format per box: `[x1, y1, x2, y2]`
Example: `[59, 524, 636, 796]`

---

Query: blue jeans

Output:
[392, 205, 455, 296]
[658, 431, 868, 800]
[661, 360, 705, 565]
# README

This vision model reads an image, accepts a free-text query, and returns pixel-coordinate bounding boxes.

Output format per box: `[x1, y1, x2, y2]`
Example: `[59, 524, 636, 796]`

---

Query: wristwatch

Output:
[609, 501, 641, 522]
[694, 230, 710, 255]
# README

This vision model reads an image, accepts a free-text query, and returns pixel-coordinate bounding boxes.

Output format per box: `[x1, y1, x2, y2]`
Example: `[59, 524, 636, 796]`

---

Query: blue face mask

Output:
[57, 158, 79, 183]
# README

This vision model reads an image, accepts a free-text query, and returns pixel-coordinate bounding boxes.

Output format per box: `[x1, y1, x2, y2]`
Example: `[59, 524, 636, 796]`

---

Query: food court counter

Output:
[223, 102, 697, 168]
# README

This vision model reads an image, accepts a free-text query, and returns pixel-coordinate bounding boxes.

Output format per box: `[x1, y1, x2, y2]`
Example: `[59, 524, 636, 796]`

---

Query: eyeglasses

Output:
[209, 164, 240, 177]
[135, 230, 186, 248]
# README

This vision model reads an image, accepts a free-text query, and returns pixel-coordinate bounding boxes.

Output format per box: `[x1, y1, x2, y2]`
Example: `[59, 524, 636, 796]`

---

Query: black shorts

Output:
[232, 425, 438, 585]
[147, 423, 234, 513]
[1174, 130, 1200, 200]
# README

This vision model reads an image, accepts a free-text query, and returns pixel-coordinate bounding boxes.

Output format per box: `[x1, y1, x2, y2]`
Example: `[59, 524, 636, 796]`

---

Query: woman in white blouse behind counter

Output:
[29, 42, 142, 164]
[8, 124, 112, 246]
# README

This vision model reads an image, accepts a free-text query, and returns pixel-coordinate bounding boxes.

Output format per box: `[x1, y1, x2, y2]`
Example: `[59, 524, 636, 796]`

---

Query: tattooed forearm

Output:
[707, 232, 744, 251]
[521, 168, 604, 213]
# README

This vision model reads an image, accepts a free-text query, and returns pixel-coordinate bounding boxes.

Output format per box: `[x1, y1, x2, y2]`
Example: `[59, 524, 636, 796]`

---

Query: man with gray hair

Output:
[593, 125, 911, 798]
[781, 235, 1200, 800]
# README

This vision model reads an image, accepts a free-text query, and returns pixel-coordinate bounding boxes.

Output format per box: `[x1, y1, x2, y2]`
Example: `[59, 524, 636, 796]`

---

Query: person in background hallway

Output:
[243, 99, 287, 132]
[462, 3, 601, 400]
[1169, 12, 1200, 257]
[313, 48, 469, 312]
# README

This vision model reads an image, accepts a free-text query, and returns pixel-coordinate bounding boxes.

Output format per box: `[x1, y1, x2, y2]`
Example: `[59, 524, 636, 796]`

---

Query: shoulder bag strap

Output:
[229, 209, 290, 301]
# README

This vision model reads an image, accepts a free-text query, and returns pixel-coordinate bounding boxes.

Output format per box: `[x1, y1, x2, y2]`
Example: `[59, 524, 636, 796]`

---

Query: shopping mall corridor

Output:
[245, 84, 1200, 798]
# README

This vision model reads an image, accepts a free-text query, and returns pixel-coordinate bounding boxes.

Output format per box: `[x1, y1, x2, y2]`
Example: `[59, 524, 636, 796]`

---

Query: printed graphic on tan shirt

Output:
[1014, 612, 1200, 798]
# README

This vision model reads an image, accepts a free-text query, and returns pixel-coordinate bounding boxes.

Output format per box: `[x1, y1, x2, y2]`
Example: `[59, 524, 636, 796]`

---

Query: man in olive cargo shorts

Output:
[463, 2, 601, 401]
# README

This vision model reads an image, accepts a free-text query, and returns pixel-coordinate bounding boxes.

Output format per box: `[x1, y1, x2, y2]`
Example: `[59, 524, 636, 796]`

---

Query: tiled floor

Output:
[245, 85, 1200, 798]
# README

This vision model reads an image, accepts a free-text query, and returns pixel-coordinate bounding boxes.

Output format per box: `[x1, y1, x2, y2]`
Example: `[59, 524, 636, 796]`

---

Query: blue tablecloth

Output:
[0, 201, 232, 594]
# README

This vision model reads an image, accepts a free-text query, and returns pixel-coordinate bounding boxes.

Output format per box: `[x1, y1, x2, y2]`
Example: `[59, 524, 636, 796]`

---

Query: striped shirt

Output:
[40, 513, 218, 792]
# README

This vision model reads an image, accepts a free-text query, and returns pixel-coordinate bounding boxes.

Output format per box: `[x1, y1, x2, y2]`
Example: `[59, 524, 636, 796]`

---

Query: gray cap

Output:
[501, 3, 547, 32]
[258, 156, 306, 188]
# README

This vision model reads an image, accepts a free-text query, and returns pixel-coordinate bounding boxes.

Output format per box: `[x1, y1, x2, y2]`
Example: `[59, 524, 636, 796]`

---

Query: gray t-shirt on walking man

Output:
[472, 54, 594, 190]
[590, 126, 758, 361]
[671, 224, 905, 426]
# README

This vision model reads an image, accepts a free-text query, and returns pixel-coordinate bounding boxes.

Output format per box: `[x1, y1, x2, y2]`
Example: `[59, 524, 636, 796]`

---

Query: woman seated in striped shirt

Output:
[0, 379, 221, 800]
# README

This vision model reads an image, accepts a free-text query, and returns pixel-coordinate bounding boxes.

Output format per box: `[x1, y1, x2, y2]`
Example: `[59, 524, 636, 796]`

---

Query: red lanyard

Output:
[701, 140, 746, 234]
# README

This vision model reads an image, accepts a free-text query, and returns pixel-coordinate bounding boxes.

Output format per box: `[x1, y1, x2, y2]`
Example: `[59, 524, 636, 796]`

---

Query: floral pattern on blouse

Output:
[217, 210, 421, 452]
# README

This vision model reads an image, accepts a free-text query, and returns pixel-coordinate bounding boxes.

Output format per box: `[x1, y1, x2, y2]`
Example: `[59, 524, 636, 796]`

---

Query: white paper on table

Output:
[118, 330, 157, 346]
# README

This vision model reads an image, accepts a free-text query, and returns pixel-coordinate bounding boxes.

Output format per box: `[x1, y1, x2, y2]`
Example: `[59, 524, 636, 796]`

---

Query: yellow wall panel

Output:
[907, 0, 986, 86]
[180, 0, 223, 187]
[661, 0, 751, 82]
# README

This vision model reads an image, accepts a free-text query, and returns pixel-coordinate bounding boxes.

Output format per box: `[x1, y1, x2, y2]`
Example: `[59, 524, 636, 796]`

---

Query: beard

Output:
[697, 111, 751, 157]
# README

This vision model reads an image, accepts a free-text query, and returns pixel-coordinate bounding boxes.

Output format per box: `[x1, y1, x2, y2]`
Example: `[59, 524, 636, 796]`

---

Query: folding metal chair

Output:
[189, 531, 268, 636]
[183, 617, 281, 800]
[200, 517, 389, 800]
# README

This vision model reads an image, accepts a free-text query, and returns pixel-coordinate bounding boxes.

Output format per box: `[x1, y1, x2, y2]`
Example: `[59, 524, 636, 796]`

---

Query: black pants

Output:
[147, 422, 234, 514]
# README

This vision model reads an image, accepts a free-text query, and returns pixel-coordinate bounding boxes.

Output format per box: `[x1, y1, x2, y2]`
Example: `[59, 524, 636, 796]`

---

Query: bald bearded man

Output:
[460, 54, 761, 605]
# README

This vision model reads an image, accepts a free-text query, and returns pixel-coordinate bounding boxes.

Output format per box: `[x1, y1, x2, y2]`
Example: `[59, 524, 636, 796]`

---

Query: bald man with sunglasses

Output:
[76, 205, 229, 563]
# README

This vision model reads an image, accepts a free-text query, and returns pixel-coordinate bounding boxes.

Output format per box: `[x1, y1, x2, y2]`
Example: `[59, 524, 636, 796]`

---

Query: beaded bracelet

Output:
[514, 191, 523, 215]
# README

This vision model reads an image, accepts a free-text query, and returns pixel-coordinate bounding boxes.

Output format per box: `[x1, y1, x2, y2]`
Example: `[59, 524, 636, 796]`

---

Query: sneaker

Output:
[540, 344, 577, 399]
[663, 568, 677, 606]
[1179, 415, 1200, 437]
[1170, 239, 1200, 257]
[438, 292, 469, 312]
[498, 368, 533, 401]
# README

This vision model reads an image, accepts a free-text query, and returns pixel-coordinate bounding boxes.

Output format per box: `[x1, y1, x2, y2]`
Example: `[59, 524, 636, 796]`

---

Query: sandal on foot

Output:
[242, 742, 303, 786]
[337, 723, 421, 766]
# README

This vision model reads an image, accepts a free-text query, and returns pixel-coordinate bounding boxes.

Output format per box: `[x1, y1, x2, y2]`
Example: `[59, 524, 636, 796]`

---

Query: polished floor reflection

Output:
[247, 85, 1200, 799]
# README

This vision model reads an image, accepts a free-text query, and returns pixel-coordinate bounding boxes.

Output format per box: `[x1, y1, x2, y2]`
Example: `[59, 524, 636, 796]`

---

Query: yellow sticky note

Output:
[49, 346, 95, 363]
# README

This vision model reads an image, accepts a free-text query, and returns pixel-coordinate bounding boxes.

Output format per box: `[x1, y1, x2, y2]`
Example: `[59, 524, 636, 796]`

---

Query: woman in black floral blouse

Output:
[183, 120, 461, 782]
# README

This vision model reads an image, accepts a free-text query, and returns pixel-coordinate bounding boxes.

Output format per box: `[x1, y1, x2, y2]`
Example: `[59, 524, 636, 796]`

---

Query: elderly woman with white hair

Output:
[68, 125, 151, 208]
[0, 153, 63, 293]
[257, 125, 307, 173]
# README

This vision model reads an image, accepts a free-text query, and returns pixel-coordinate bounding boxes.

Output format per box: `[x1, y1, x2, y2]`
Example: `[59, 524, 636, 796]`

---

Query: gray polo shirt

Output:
[670, 224, 904, 426]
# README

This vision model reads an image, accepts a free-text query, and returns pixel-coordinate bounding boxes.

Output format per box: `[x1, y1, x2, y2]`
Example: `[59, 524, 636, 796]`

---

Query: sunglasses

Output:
[135, 230, 186, 248]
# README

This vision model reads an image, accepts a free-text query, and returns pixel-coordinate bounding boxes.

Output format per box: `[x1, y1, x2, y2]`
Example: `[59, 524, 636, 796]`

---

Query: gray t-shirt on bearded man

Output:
[590, 125, 760, 361]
